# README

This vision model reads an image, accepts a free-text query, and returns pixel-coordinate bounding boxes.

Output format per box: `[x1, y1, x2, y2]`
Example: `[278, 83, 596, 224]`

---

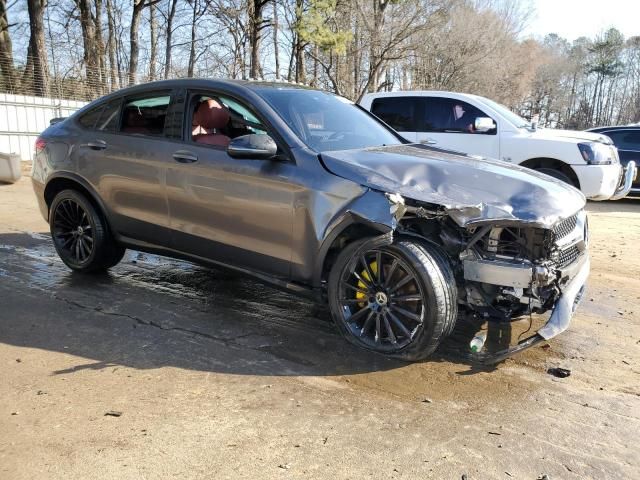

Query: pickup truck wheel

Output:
[50, 189, 125, 273]
[328, 238, 457, 361]
[535, 167, 575, 187]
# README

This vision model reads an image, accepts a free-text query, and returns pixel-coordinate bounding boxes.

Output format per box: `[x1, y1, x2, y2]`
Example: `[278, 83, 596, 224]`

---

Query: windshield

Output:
[477, 97, 531, 128]
[255, 88, 403, 152]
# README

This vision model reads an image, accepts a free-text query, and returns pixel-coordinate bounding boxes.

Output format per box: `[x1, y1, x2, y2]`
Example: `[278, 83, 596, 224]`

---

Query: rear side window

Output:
[96, 100, 121, 132]
[120, 93, 171, 136]
[370, 97, 418, 132]
[423, 97, 495, 134]
[78, 106, 103, 129]
[605, 130, 640, 151]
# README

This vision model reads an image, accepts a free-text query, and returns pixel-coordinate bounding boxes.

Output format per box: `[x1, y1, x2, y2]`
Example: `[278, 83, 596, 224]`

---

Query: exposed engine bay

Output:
[385, 193, 590, 360]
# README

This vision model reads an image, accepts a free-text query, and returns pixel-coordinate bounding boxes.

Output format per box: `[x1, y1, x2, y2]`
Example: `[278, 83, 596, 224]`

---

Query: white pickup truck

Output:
[360, 91, 636, 200]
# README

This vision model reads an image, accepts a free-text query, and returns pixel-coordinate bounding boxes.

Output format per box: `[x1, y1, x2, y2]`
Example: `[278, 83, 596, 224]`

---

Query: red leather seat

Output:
[122, 109, 150, 134]
[192, 99, 231, 147]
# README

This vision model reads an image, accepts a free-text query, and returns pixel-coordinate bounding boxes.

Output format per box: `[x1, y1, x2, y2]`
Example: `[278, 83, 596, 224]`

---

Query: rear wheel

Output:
[50, 189, 125, 272]
[328, 238, 457, 361]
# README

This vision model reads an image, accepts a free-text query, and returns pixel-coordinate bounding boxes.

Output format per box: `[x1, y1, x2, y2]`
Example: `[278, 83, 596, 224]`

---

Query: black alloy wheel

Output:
[50, 189, 125, 272]
[52, 198, 95, 264]
[336, 248, 425, 352]
[328, 239, 457, 361]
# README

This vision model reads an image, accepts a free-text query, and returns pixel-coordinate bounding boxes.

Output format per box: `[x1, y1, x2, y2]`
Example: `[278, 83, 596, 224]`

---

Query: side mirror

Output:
[227, 134, 278, 160]
[474, 117, 496, 133]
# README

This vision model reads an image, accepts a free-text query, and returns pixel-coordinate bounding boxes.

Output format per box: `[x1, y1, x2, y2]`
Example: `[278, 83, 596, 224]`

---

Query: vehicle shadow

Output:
[0, 232, 505, 378]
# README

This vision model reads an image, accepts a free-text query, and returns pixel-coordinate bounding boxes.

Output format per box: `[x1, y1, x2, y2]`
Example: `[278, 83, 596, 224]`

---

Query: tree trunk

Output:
[149, 2, 157, 80]
[25, 0, 49, 97]
[294, 0, 305, 83]
[76, 0, 100, 93]
[95, 0, 106, 94]
[272, 0, 279, 79]
[106, 0, 118, 90]
[128, 0, 145, 86]
[0, 0, 16, 92]
[164, 0, 178, 79]
[187, 0, 198, 77]
[249, 0, 265, 78]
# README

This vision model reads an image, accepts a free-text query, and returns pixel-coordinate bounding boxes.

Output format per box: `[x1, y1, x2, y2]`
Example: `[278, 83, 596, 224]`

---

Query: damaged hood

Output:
[321, 144, 586, 228]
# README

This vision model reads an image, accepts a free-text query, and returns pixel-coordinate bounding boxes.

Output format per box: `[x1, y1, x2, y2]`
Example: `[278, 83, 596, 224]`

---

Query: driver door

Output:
[165, 91, 297, 278]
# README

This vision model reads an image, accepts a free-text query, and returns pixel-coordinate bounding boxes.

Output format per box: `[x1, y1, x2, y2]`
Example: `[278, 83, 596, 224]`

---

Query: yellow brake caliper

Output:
[356, 261, 378, 306]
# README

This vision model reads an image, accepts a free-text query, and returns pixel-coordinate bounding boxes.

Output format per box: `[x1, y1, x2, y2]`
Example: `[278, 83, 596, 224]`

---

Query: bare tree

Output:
[25, 0, 49, 96]
[149, 1, 158, 80]
[130, 0, 158, 86]
[163, 0, 179, 78]
[105, 0, 119, 89]
[248, 0, 270, 78]
[0, 0, 16, 91]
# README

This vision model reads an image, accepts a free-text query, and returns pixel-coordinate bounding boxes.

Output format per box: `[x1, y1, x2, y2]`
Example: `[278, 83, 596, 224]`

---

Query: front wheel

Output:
[50, 189, 125, 273]
[328, 238, 457, 361]
[535, 167, 576, 187]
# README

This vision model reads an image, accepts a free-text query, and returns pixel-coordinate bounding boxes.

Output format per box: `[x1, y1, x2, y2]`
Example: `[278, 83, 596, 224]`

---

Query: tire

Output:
[535, 167, 575, 187]
[328, 237, 457, 361]
[49, 189, 125, 273]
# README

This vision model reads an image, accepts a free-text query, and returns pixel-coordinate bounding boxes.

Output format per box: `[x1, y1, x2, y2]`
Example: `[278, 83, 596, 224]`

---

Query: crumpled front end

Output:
[459, 210, 590, 344]
[387, 193, 591, 362]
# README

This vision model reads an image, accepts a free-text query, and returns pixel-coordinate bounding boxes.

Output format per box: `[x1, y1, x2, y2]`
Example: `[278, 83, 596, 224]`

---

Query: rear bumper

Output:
[31, 178, 49, 222]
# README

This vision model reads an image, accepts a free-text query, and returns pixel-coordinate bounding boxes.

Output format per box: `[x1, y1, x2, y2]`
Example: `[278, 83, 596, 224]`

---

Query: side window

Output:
[424, 98, 495, 134]
[120, 93, 171, 136]
[78, 106, 103, 129]
[95, 100, 121, 132]
[370, 97, 417, 132]
[188, 92, 268, 148]
[605, 130, 640, 151]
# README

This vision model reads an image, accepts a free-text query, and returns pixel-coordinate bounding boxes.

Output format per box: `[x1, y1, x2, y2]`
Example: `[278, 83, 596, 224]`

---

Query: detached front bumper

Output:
[464, 252, 590, 365]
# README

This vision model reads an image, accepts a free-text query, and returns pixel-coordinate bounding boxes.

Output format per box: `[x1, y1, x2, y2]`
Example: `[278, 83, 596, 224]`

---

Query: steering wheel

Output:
[327, 131, 346, 141]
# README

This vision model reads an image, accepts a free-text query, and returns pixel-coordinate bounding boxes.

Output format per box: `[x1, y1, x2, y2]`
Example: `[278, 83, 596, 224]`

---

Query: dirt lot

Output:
[1, 175, 639, 479]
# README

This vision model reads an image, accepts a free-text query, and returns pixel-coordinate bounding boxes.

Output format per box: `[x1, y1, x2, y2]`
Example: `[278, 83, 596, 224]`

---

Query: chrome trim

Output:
[610, 160, 637, 200]
[554, 210, 587, 250]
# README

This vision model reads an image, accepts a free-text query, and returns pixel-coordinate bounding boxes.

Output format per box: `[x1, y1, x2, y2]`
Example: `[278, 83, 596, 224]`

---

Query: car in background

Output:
[587, 125, 640, 197]
[32, 79, 591, 363]
[360, 91, 636, 201]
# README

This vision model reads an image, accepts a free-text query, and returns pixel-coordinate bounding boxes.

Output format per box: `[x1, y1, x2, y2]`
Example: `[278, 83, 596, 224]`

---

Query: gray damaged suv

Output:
[32, 79, 590, 362]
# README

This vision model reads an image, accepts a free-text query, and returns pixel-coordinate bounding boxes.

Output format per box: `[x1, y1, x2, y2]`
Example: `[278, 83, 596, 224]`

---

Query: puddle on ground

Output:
[0, 234, 554, 368]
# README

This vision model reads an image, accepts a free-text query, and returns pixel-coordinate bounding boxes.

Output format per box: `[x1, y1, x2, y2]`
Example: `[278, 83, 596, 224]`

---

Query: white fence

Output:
[0, 93, 87, 162]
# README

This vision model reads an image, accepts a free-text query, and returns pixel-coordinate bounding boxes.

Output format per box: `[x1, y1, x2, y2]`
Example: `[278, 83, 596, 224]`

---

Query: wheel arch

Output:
[44, 173, 110, 225]
[519, 157, 580, 188]
[313, 214, 392, 289]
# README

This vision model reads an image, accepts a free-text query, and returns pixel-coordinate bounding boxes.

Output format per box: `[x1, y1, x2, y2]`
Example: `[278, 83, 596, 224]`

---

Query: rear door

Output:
[369, 96, 421, 142]
[418, 96, 500, 159]
[75, 90, 179, 246]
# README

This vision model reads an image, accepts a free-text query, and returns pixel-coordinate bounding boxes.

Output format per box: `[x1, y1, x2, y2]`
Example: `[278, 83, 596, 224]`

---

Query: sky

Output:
[524, 0, 640, 41]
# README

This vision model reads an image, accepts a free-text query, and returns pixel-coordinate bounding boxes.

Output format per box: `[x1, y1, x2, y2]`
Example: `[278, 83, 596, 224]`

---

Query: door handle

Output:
[87, 140, 107, 150]
[420, 138, 437, 145]
[173, 151, 198, 163]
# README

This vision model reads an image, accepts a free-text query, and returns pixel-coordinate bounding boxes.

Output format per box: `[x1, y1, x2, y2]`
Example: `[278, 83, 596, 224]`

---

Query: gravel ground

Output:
[1, 176, 638, 479]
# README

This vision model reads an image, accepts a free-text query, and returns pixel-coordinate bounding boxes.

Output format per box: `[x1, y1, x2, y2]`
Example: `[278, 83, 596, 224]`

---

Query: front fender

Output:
[312, 189, 395, 288]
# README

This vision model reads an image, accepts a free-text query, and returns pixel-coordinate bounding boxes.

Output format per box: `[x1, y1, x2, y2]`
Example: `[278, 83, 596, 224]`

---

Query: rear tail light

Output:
[34, 137, 46, 154]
